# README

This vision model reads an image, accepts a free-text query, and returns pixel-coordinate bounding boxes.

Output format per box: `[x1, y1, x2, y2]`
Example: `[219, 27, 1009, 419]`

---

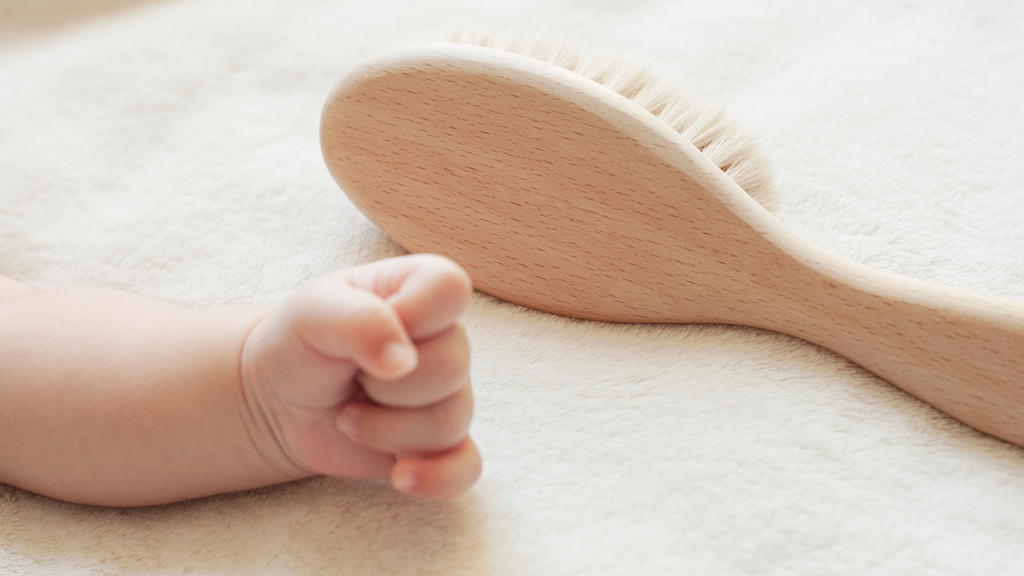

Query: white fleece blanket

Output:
[2, 1, 1023, 574]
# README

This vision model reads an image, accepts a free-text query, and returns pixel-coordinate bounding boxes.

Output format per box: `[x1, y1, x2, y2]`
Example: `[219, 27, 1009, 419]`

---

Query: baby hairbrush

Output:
[320, 36, 1024, 446]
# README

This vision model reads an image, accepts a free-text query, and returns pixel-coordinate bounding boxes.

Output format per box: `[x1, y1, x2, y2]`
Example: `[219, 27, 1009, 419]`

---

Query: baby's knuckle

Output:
[439, 266, 473, 300]
[418, 254, 472, 295]
[346, 300, 394, 333]
[440, 355, 470, 389]
[432, 393, 472, 447]
[436, 327, 470, 381]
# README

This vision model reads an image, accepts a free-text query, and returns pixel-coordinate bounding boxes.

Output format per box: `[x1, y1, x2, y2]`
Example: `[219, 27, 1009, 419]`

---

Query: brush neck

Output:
[742, 247, 1024, 446]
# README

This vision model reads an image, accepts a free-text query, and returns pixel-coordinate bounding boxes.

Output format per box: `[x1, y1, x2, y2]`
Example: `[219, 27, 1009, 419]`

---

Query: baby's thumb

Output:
[286, 275, 418, 381]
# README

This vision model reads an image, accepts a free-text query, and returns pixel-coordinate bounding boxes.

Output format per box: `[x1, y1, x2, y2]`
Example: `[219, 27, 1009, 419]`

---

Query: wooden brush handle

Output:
[752, 245, 1024, 444]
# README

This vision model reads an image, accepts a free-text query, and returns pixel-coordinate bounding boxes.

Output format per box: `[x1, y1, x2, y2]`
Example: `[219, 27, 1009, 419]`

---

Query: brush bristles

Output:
[449, 29, 780, 211]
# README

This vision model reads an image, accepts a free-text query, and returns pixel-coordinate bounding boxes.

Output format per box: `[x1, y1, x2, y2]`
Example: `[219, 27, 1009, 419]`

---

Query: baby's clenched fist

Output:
[240, 254, 480, 500]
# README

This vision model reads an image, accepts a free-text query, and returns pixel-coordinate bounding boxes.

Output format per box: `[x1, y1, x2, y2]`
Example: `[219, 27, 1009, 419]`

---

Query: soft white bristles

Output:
[449, 29, 780, 211]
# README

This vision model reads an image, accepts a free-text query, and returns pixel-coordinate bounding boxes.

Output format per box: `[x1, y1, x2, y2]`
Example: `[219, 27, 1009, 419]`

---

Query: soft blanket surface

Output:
[2, 1, 1023, 574]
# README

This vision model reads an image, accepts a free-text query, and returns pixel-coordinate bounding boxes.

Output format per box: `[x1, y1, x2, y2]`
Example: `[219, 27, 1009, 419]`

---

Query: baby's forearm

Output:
[0, 283, 305, 506]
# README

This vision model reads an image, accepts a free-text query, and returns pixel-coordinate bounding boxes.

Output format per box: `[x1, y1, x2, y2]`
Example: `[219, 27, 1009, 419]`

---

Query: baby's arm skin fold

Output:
[0, 255, 480, 507]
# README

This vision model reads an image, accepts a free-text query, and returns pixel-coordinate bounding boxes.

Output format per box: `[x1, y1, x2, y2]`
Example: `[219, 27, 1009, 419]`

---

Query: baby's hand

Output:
[240, 254, 480, 499]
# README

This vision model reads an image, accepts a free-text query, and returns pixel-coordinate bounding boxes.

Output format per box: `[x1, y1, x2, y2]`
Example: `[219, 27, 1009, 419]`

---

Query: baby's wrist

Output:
[234, 307, 317, 482]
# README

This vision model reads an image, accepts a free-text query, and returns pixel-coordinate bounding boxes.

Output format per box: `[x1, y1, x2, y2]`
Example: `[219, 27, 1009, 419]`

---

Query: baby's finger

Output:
[359, 323, 469, 408]
[337, 385, 473, 453]
[391, 437, 482, 500]
[284, 274, 417, 383]
[342, 255, 472, 340]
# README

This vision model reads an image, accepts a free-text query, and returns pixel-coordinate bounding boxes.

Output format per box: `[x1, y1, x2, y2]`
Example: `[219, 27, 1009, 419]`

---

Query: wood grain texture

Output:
[321, 44, 1024, 446]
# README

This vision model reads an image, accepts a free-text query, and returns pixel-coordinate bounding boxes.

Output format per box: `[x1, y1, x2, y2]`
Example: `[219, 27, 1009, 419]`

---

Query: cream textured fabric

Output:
[2, 1, 1023, 574]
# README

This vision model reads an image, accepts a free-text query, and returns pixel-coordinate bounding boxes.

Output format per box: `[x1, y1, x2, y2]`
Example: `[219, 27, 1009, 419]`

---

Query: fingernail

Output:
[336, 407, 360, 439]
[380, 341, 416, 375]
[393, 471, 417, 492]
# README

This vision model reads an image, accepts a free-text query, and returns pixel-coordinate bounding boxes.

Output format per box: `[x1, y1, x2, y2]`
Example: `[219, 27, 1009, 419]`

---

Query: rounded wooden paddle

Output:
[321, 44, 1024, 446]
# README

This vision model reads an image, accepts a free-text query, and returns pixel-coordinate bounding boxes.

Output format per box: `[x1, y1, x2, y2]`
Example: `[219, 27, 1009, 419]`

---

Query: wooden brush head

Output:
[444, 30, 780, 211]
